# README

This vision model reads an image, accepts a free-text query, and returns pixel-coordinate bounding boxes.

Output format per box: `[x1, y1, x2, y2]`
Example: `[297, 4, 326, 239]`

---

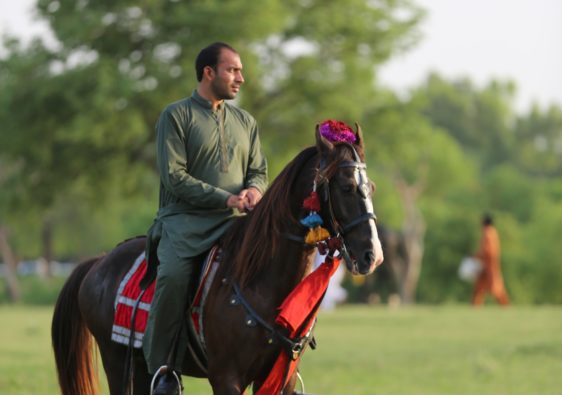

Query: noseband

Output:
[316, 144, 377, 268]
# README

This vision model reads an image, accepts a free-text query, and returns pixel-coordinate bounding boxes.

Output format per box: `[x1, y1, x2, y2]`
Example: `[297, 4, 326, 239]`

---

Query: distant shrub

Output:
[0, 276, 67, 305]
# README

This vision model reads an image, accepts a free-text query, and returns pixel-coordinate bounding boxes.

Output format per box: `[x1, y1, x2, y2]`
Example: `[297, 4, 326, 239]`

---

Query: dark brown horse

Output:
[52, 126, 384, 395]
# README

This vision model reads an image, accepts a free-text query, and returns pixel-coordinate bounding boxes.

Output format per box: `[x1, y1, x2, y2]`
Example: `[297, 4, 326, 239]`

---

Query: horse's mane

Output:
[222, 146, 318, 287]
[222, 139, 365, 287]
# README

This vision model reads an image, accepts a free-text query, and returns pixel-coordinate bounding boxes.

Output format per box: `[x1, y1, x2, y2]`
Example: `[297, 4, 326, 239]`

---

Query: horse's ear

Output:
[316, 123, 334, 155]
[355, 122, 364, 147]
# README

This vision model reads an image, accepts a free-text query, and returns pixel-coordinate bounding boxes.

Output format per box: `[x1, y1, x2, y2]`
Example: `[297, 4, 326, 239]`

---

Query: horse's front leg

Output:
[282, 371, 297, 395]
[209, 373, 246, 395]
[251, 371, 298, 395]
[209, 382, 245, 395]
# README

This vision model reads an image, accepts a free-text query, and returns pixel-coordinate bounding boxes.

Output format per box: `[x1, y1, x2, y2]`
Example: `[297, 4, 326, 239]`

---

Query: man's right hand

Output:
[226, 194, 246, 211]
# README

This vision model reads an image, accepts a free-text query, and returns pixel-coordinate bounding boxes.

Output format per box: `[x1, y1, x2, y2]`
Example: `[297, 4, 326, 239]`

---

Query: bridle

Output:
[315, 143, 377, 270]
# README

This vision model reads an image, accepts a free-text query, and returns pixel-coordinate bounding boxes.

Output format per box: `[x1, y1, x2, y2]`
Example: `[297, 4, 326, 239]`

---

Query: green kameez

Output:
[143, 90, 267, 373]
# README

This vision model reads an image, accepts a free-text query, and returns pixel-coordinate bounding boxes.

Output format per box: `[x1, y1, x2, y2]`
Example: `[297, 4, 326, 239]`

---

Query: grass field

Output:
[1, 305, 561, 395]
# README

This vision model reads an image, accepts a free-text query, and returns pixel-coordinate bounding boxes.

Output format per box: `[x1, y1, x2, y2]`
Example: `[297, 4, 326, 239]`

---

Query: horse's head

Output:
[315, 122, 384, 275]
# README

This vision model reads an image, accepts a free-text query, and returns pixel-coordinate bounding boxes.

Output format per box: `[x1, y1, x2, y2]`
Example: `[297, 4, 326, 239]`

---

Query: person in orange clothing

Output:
[472, 214, 510, 306]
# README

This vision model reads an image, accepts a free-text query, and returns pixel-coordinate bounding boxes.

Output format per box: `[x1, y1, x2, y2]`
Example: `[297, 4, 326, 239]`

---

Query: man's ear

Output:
[316, 124, 334, 157]
[203, 65, 215, 80]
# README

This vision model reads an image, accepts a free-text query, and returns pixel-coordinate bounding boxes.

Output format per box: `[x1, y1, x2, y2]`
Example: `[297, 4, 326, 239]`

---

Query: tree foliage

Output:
[1, 0, 561, 304]
[412, 74, 562, 304]
[0, 0, 423, 252]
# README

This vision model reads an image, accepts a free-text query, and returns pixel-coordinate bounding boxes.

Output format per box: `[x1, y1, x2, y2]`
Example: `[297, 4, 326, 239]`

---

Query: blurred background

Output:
[2, 2, 562, 394]
[1, 0, 561, 306]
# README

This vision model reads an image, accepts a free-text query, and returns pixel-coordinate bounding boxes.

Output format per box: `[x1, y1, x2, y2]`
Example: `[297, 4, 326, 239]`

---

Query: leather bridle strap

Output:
[340, 212, 377, 235]
[285, 145, 377, 254]
[231, 283, 315, 360]
[319, 145, 377, 268]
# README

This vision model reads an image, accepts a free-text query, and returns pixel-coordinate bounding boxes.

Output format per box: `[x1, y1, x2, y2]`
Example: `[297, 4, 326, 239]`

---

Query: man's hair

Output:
[482, 213, 494, 226]
[195, 42, 237, 82]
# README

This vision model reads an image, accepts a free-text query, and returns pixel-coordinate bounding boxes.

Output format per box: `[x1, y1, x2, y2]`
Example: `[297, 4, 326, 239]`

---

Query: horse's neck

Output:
[261, 158, 319, 301]
[259, 236, 316, 306]
[230, 152, 319, 304]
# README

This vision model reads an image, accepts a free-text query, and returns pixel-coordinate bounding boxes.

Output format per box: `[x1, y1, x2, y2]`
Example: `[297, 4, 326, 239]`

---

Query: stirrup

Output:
[150, 365, 183, 395]
[293, 370, 308, 395]
[292, 371, 317, 395]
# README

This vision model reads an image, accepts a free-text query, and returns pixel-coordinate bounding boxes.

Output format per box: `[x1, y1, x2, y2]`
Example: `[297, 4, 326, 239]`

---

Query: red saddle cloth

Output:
[111, 252, 155, 348]
[111, 250, 338, 395]
[111, 248, 220, 349]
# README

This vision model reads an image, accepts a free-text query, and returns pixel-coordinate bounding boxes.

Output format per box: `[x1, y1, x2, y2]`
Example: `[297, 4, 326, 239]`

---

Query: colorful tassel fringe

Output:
[301, 187, 330, 244]
[305, 226, 330, 244]
[302, 191, 321, 212]
[300, 213, 323, 228]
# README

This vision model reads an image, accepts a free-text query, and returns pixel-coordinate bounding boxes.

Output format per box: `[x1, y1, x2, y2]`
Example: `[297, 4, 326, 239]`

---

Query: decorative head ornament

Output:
[318, 119, 356, 144]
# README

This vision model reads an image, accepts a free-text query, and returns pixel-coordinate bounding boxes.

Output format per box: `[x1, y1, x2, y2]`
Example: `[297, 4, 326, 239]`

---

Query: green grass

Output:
[0, 305, 561, 394]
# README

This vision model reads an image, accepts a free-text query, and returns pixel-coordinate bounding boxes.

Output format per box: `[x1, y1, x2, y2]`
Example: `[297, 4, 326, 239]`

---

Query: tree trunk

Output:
[401, 221, 425, 304]
[39, 217, 54, 278]
[0, 226, 21, 303]
[395, 180, 426, 305]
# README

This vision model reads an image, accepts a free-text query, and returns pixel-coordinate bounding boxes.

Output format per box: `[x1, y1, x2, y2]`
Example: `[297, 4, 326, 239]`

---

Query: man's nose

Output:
[236, 71, 245, 84]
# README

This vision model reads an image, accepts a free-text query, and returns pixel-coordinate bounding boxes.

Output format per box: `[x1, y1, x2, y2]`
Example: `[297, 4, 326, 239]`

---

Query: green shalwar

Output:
[143, 90, 268, 374]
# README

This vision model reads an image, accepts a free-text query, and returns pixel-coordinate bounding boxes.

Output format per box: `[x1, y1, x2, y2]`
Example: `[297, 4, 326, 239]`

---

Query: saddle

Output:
[111, 246, 222, 373]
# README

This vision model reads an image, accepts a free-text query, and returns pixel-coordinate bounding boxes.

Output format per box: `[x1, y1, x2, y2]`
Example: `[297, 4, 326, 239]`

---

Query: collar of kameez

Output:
[191, 89, 225, 111]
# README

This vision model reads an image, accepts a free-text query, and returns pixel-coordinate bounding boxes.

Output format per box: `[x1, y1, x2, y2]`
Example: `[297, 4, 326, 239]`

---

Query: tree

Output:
[0, 0, 424, 269]
[0, 39, 153, 272]
[513, 105, 562, 177]
[0, 227, 21, 302]
[363, 92, 476, 303]
[408, 73, 562, 304]
[418, 73, 516, 169]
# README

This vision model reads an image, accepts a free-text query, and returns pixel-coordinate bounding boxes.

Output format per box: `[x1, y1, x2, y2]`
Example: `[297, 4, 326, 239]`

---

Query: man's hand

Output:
[226, 194, 246, 211]
[238, 187, 263, 212]
[227, 188, 263, 212]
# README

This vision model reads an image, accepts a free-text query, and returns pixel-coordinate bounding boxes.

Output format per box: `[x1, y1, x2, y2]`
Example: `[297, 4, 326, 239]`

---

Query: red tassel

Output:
[327, 237, 342, 251]
[317, 243, 328, 255]
[302, 191, 321, 211]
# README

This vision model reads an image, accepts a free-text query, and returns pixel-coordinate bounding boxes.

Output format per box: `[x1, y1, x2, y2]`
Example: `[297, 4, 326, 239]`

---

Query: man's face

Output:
[210, 49, 244, 101]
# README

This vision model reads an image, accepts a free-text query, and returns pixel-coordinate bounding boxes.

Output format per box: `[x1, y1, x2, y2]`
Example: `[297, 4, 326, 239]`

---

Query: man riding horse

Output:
[144, 42, 268, 394]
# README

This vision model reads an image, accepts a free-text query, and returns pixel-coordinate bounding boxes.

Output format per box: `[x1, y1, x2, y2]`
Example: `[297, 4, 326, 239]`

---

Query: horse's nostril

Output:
[364, 250, 375, 264]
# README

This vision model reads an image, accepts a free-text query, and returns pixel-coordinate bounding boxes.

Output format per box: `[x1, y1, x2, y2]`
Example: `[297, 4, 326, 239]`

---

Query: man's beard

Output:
[211, 79, 236, 100]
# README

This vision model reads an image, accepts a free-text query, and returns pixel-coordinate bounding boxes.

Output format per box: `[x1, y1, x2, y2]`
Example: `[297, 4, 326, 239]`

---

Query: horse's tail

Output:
[52, 256, 101, 395]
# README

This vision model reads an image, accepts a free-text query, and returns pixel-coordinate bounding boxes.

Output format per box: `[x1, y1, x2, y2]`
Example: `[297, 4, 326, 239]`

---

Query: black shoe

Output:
[152, 370, 182, 395]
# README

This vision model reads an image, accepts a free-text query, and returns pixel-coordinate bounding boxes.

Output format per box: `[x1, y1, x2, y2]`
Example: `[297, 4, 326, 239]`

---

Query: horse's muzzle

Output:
[358, 247, 384, 275]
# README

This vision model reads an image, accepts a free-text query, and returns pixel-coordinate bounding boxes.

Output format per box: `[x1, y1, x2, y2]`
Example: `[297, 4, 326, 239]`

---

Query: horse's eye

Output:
[341, 184, 355, 193]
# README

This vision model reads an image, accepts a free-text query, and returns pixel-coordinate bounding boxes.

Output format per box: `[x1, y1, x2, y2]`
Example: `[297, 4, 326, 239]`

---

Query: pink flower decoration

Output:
[319, 119, 356, 144]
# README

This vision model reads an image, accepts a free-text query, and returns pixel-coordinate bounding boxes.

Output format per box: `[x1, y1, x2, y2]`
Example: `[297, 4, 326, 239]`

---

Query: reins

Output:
[230, 282, 318, 361]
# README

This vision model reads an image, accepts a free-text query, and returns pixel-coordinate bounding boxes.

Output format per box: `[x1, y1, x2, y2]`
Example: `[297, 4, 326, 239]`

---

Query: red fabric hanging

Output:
[256, 256, 341, 395]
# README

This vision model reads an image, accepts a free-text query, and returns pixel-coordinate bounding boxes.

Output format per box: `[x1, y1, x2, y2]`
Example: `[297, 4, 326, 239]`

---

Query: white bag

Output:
[458, 257, 482, 282]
